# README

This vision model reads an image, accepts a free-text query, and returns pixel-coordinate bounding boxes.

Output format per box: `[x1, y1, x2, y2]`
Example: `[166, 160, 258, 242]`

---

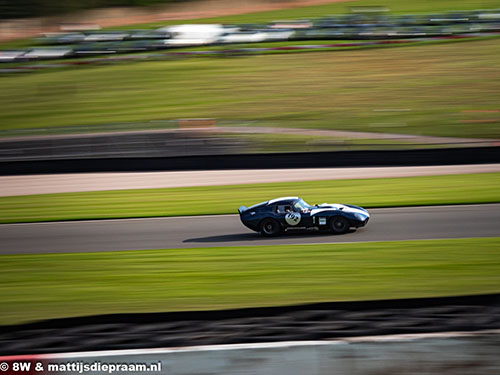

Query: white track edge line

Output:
[5, 329, 499, 360]
[2, 203, 500, 226]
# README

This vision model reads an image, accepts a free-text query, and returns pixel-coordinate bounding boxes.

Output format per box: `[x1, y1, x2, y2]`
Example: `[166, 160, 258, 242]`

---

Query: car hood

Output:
[310, 203, 369, 217]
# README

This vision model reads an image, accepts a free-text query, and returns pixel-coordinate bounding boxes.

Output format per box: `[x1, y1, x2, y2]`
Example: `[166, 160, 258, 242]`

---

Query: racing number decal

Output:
[285, 212, 301, 226]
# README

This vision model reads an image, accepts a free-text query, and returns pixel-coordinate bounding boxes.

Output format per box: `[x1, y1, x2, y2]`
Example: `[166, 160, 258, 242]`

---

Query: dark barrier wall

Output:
[1, 293, 499, 355]
[1, 146, 499, 175]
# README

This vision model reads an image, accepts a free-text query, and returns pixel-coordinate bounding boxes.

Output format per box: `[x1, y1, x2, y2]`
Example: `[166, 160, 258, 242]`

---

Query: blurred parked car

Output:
[0, 50, 26, 62]
[22, 48, 74, 60]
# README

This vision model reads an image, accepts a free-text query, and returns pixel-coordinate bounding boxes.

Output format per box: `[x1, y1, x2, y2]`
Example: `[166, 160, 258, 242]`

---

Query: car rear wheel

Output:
[260, 219, 282, 237]
[330, 216, 350, 234]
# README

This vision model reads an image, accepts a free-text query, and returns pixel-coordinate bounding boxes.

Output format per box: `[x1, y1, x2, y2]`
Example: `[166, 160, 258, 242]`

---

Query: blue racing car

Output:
[238, 196, 370, 236]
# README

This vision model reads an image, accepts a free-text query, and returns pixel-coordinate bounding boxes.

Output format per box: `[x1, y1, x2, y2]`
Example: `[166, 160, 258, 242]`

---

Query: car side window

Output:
[276, 205, 292, 214]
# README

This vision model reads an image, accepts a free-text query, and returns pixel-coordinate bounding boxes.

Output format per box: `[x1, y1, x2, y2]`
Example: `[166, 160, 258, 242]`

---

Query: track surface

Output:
[1, 164, 499, 196]
[1, 204, 499, 254]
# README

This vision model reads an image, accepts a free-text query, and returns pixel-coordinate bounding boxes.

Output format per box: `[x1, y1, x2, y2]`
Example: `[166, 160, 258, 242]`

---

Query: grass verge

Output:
[1, 39, 499, 138]
[0, 173, 499, 224]
[1, 237, 499, 325]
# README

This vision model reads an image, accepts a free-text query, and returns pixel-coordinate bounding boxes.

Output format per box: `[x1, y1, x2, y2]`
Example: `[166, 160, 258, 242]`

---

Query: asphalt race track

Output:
[1, 204, 499, 254]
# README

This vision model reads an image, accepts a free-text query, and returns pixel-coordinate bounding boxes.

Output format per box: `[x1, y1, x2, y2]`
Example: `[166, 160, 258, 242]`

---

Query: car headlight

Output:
[354, 213, 367, 221]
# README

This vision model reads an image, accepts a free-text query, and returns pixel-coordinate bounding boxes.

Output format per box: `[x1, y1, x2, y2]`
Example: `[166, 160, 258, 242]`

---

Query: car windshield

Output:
[293, 198, 311, 211]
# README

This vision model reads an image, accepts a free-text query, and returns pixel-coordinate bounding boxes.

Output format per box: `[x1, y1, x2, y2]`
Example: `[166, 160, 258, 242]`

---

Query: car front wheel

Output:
[260, 219, 282, 237]
[330, 216, 350, 234]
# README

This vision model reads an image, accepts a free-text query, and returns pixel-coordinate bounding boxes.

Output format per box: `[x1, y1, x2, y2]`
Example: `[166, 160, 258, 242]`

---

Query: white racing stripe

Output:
[311, 204, 369, 217]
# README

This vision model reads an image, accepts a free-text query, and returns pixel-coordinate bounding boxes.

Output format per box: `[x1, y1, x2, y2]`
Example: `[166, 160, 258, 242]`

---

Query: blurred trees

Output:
[0, 0, 180, 19]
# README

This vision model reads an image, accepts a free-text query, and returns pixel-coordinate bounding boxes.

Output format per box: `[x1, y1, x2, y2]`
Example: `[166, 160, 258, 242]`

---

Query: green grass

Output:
[1, 38, 499, 138]
[1, 173, 499, 224]
[1, 238, 499, 325]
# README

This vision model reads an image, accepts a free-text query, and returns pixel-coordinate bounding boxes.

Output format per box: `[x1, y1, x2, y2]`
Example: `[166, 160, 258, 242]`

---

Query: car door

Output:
[278, 203, 313, 228]
[294, 206, 314, 227]
[274, 204, 297, 228]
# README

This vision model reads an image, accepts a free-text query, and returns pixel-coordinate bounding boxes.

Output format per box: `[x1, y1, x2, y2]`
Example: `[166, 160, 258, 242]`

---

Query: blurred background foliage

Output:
[0, 0, 187, 20]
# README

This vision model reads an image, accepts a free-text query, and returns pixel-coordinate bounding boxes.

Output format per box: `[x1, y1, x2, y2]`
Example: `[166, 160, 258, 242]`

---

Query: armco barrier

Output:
[1, 146, 500, 175]
[0, 331, 499, 375]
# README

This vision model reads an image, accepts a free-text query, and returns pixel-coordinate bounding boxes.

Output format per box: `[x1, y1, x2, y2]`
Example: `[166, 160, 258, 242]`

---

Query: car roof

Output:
[267, 197, 299, 204]
[246, 197, 298, 210]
